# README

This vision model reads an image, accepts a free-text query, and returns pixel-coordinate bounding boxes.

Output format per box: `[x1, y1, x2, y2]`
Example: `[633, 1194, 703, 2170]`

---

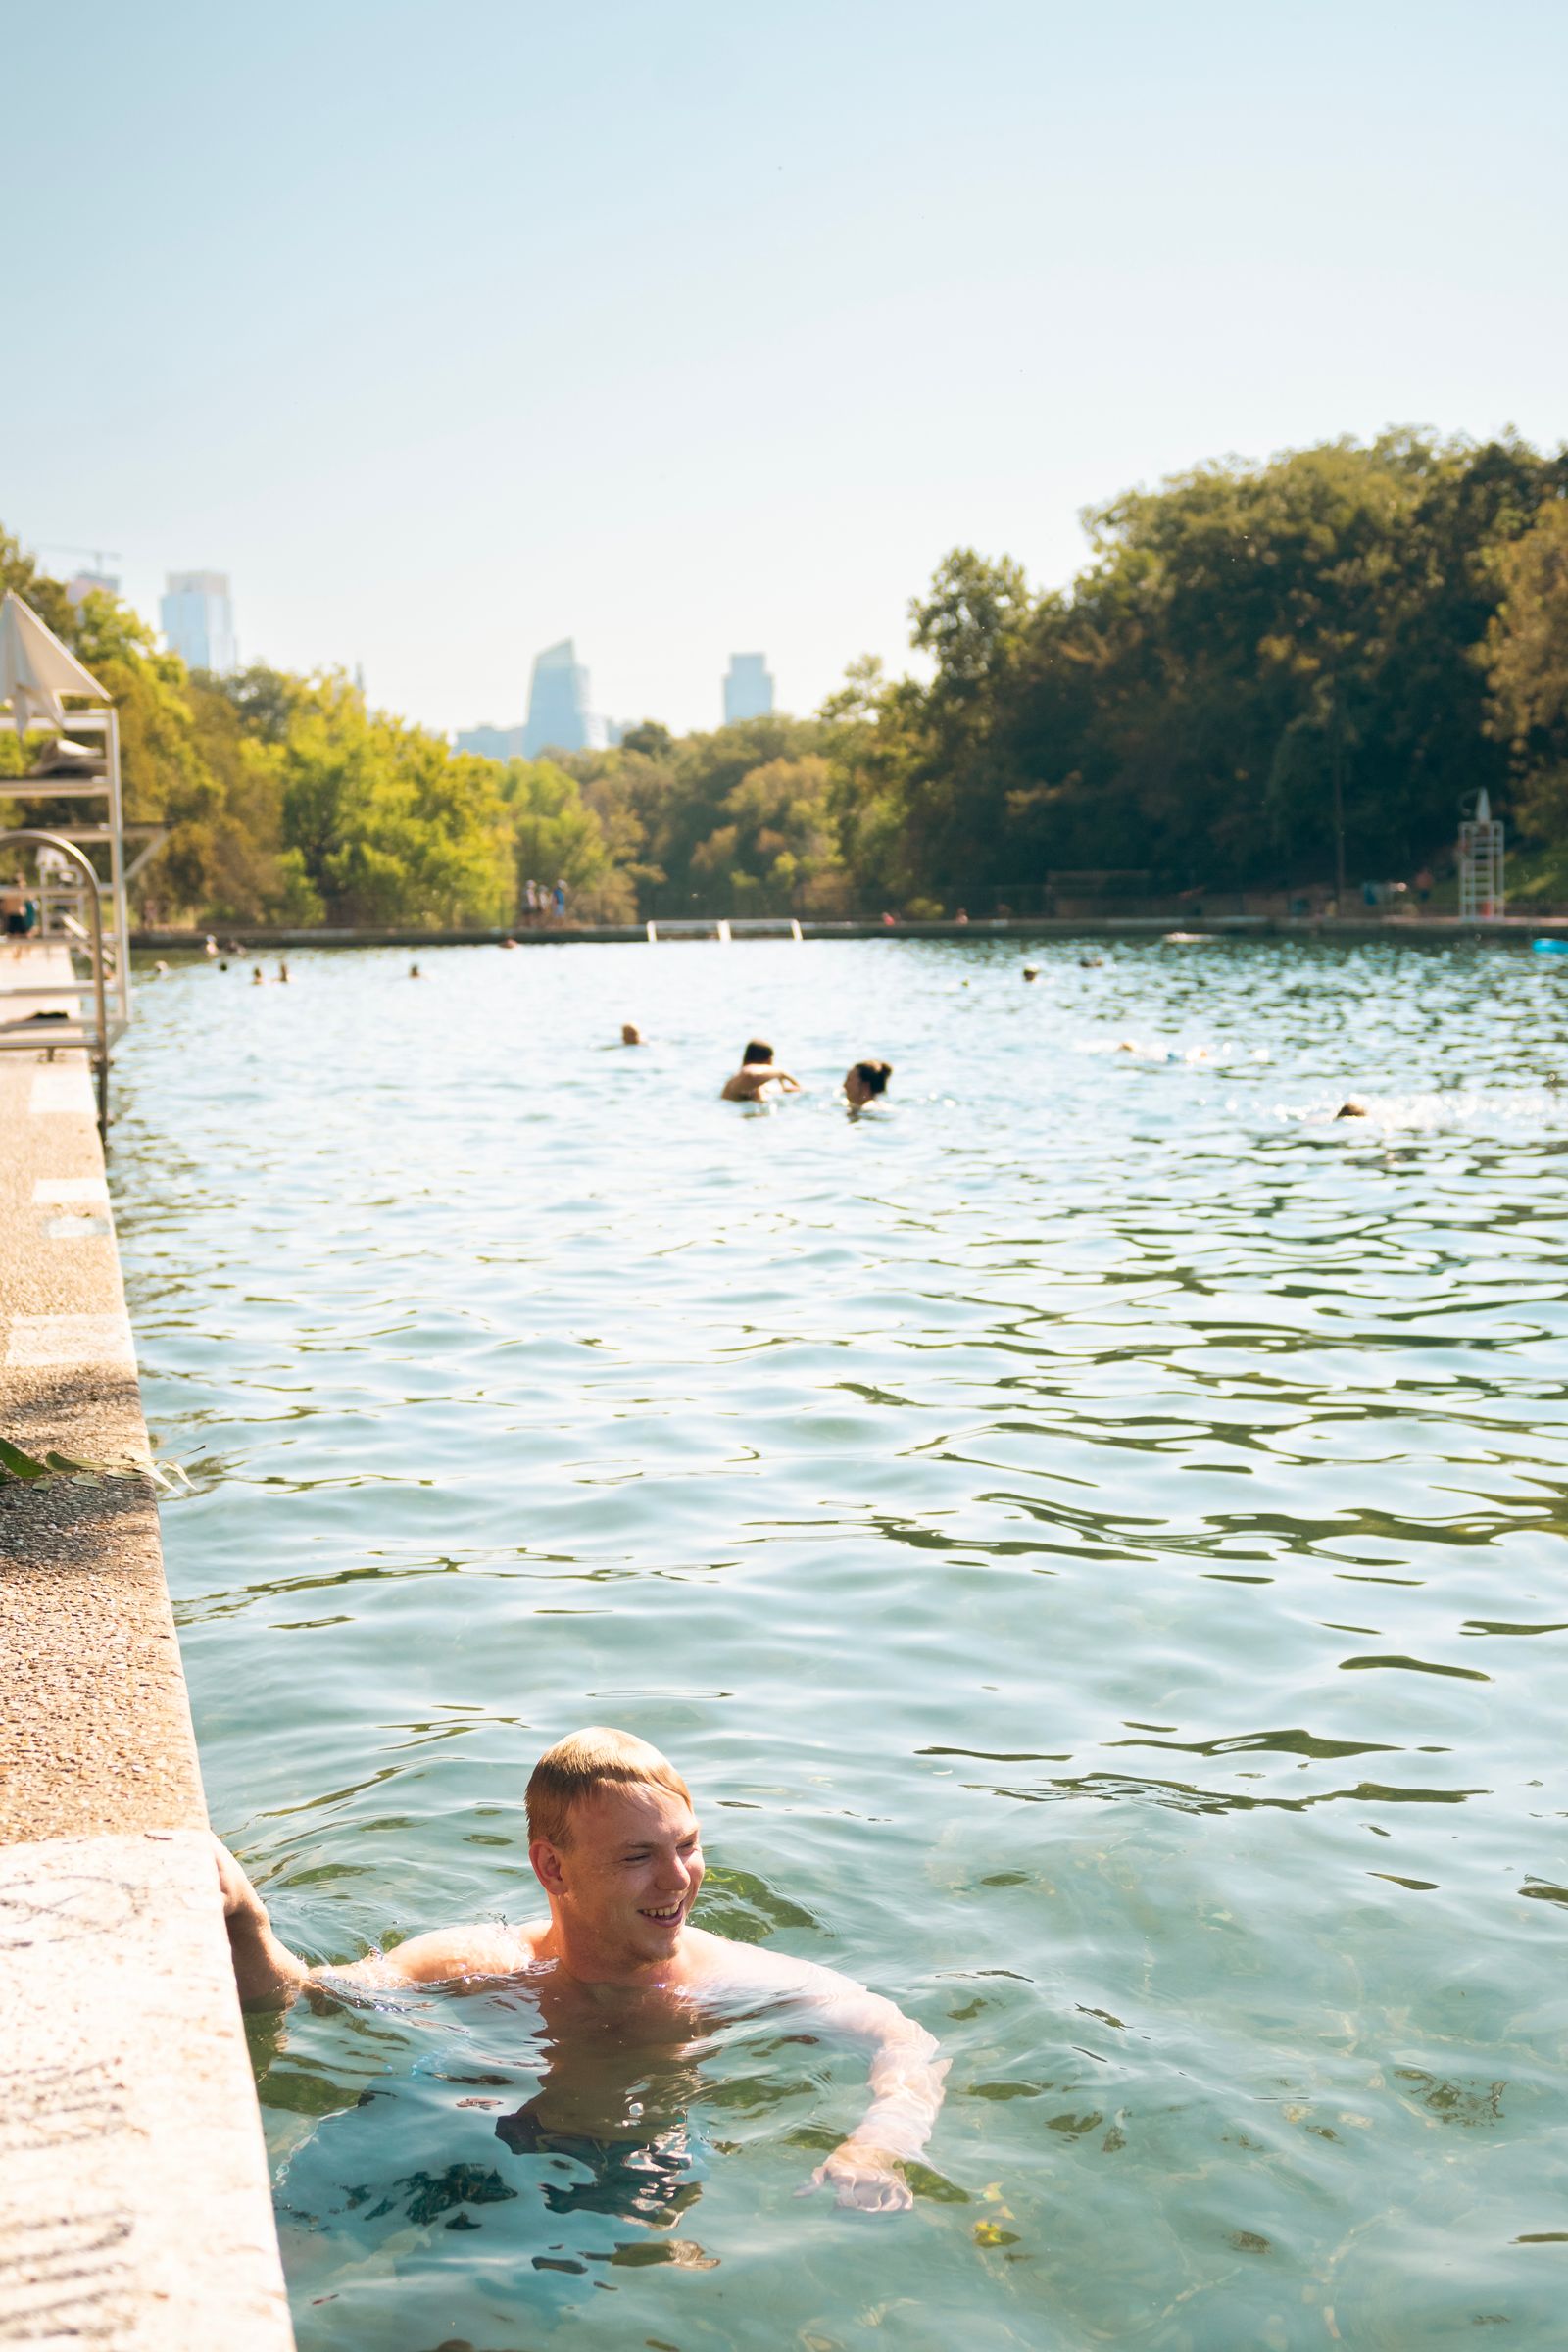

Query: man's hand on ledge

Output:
[800, 2138, 912, 2214]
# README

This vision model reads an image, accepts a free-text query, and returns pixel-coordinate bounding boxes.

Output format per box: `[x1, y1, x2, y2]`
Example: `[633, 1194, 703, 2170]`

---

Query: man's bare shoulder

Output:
[316, 1916, 549, 1993]
[681, 1927, 865, 2004]
[680, 1924, 788, 1981]
[681, 1929, 929, 2050]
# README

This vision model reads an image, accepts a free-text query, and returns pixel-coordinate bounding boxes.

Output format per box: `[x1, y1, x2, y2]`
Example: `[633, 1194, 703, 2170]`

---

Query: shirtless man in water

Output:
[217, 1727, 946, 2213]
[720, 1039, 801, 1102]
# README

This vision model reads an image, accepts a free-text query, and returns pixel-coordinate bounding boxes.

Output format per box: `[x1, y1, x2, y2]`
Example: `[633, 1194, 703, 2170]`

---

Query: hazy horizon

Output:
[8, 0, 1565, 738]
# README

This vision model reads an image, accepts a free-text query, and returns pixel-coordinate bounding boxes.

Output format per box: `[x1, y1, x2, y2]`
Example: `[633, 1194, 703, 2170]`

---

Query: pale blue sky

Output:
[7, 0, 1565, 736]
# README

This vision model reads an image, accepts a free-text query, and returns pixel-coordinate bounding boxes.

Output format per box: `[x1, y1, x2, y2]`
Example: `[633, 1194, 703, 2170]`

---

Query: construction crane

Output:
[39, 542, 124, 581]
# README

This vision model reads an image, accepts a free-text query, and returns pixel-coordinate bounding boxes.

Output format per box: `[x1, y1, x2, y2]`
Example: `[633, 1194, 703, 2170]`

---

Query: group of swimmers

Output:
[149, 943, 294, 984]
[183, 954, 894, 1112]
[618, 1027, 893, 1109]
[723, 1040, 891, 1108]
[168, 949, 1382, 1124]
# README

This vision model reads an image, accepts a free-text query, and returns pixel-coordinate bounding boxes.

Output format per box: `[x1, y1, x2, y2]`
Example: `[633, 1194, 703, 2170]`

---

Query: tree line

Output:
[4, 428, 1566, 928]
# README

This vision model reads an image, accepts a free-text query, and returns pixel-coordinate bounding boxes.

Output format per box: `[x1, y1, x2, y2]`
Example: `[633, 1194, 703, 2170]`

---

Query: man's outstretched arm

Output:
[796, 1971, 950, 2213]
[215, 1838, 527, 2009]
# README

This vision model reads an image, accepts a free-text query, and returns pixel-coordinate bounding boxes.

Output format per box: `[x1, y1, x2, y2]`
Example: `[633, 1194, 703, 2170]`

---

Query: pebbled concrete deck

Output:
[0, 957, 294, 2348]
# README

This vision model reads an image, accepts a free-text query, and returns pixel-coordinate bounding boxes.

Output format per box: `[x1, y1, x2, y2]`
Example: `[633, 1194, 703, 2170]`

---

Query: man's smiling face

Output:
[535, 1782, 705, 1972]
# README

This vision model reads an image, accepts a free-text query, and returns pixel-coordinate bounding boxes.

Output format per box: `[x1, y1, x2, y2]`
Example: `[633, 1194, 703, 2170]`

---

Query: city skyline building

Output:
[65, 570, 121, 607]
[161, 570, 236, 673]
[723, 651, 774, 724]
[523, 638, 594, 758]
[454, 721, 528, 760]
[456, 640, 625, 760]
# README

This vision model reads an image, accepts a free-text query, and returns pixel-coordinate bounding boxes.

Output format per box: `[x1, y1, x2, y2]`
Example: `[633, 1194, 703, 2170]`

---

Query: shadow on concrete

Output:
[0, 1367, 161, 1572]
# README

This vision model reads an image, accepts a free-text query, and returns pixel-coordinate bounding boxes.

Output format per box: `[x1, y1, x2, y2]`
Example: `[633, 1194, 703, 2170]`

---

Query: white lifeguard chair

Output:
[0, 591, 141, 1126]
[1457, 789, 1505, 921]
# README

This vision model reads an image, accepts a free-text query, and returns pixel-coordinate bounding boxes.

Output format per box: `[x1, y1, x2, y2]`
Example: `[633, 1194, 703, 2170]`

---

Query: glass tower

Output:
[161, 572, 237, 674]
[723, 652, 774, 724]
[522, 640, 593, 758]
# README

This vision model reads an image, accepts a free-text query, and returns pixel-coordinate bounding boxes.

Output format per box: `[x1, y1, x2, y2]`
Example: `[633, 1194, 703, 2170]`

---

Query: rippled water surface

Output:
[115, 939, 1568, 2350]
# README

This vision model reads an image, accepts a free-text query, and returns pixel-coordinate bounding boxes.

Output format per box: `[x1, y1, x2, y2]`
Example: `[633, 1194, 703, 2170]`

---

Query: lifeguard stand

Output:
[1458, 788, 1505, 921]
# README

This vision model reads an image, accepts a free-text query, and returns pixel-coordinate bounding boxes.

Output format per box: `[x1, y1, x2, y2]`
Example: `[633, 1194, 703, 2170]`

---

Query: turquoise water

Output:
[115, 939, 1568, 2351]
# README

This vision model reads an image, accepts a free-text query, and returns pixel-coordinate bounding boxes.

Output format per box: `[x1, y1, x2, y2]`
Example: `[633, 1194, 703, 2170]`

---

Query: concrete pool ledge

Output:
[1, 1047, 294, 2349]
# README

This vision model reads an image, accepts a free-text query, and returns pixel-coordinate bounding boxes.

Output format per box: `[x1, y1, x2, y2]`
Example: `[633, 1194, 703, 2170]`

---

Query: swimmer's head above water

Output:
[844, 1059, 892, 1108]
[721, 1040, 801, 1100]
[621, 1022, 645, 1045]
[526, 1726, 703, 1970]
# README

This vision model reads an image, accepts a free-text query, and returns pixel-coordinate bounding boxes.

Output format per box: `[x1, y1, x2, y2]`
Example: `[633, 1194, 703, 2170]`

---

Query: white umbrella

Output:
[0, 589, 109, 739]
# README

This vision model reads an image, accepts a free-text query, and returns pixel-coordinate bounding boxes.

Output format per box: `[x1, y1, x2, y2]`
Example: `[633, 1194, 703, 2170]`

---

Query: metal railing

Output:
[0, 828, 113, 1133]
[644, 916, 804, 942]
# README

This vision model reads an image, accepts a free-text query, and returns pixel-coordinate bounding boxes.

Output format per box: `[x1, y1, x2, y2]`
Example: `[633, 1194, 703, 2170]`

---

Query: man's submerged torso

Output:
[320, 1928, 831, 2147]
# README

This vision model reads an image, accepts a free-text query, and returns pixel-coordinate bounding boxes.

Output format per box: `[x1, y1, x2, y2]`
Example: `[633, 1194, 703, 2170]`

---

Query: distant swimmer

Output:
[844, 1058, 892, 1110]
[216, 1727, 946, 2214]
[1079, 955, 1103, 968]
[410, 962, 423, 979]
[251, 966, 265, 986]
[277, 960, 291, 984]
[1115, 1038, 1211, 1064]
[1022, 965, 1040, 983]
[621, 1022, 645, 1046]
[1336, 1096, 1371, 1118]
[721, 1039, 800, 1102]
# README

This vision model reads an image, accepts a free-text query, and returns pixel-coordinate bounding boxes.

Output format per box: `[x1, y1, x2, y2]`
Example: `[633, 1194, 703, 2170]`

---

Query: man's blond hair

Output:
[526, 1726, 692, 1849]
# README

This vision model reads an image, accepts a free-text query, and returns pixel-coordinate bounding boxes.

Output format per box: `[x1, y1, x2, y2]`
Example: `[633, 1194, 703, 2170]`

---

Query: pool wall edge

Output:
[129, 913, 1568, 950]
[0, 1039, 295, 2350]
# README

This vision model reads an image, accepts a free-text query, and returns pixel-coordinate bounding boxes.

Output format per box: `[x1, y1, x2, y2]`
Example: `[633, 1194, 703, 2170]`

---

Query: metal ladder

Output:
[645, 916, 804, 942]
[0, 828, 117, 1134]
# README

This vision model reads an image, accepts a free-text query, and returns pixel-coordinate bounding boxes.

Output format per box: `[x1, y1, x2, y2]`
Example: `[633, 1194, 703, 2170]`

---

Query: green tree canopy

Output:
[8, 434, 1568, 928]
[1485, 496, 1568, 845]
[828, 432, 1568, 906]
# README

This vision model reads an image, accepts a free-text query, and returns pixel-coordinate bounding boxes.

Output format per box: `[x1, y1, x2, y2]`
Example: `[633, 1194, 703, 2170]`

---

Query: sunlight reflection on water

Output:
[116, 937, 1568, 2351]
